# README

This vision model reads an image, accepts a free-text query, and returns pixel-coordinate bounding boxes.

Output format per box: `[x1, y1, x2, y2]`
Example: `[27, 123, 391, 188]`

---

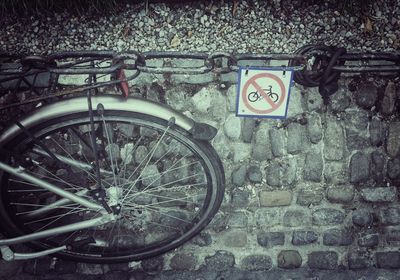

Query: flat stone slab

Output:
[360, 187, 397, 203]
[259, 191, 292, 207]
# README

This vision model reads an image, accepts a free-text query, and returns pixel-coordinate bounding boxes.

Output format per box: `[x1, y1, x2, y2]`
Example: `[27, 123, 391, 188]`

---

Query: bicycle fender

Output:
[0, 95, 217, 145]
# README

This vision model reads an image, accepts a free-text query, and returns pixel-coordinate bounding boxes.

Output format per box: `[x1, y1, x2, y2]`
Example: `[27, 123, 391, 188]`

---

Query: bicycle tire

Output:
[247, 92, 259, 102]
[0, 110, 225, 263]
[269, 92, 279, 103]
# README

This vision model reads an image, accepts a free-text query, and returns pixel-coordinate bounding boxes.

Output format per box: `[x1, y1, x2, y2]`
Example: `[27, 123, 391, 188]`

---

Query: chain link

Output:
[1, 45, 399, 110]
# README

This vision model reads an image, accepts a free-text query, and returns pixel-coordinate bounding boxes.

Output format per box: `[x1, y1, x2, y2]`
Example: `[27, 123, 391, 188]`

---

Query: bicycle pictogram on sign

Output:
[236, 68, 294, 118]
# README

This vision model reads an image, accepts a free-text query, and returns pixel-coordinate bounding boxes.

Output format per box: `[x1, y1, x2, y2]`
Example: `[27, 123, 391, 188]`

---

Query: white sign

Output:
[236, 67, 294, 118]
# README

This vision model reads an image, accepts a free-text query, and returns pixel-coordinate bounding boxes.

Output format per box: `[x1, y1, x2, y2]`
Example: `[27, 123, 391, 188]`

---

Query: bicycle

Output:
[247, 85, 279, 103]
[0, 51, 225, 263]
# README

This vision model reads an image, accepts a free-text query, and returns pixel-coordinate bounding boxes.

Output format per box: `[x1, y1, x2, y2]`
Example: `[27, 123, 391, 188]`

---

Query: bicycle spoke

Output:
[11, 202, 81, 209]
[25, 208, 86, 226]
[123, 173, 203, 204]
[119, 136, 143, 180]
[121, 127, 170, 203]
[0, 112, 222, 261]
[28, 161, 84, 191]
[101, 120, 119, 187]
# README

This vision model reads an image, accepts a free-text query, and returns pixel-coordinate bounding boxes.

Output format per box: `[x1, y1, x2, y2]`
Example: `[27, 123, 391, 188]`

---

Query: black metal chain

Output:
[1, 45, 399, 110]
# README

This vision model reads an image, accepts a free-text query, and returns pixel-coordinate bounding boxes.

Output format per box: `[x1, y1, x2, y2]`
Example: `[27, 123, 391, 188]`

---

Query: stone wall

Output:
[1, 71, 400, 278]
[147, 77, 400, 272]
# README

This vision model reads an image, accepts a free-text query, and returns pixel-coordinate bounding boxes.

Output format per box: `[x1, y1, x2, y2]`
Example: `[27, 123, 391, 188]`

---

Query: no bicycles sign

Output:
[236, 67, 294, 118]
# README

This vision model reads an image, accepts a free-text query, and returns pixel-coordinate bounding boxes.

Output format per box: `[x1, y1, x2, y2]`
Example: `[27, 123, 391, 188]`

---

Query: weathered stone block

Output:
[141, 256, 164, 273]
[350, 152, 370, 183]
[191, 232, 212, 247]
[380, 81, 396, 115]
[352, 208, 373, 227]
[224, 115, 241, 140]
[303, 152, 323, 182]
[387, 122, 400, 157]
[206, 91, 228, 122]
[329, 86, 351, 112]
[287, 123, 305, 154]
[344, 108, 369, 130]
[231, 165, 247, 186]
[369, 118, 385, 146]
[346, 129, 369, 151]
[55, 260, 77, 274]
[192, 87, 213, 113]
[108, 262, 130, 272]
[283, 210, 311, 227]
[212, 130, 231, 159]
[255, 209, 282, 227]
[387, 157, 400, 180]
[259, 190, 292, 207]
[257, 231, 285, 247]
[232, 143, 252, 162]
[252, 125, 273, 161]
[308, 251, 338, 270]
[292, 231, 318, 245]
[312, 208, 346, 225]
[379, 207, 400, 225]
[169, 253, 197, 271]
[304, 88, 323, 111]
[266, 161, 281, 187]
[324, 119, 344, 160]
[307, 114, 323, 144]
[277, 250, 302, 269]
[326, 185, 354, 204]
[355, 82, 378, 109]
[360, 187, 397, 203]
[324, 162, 348, 184]
[227, 211, 249, 228]
[269, 128, 285, 157]
[223, 230, 248, 247]
[385, 227, 400, 243]
[348, 251, 372, 269]
[266, 158, 297, 188]
[297, 187, 324, 206]
[242, 118, 256, 143]
[208, 212, 228, 232]
[376, 252, 400, 269]
[371, 151, 385, 183]
[287, 86, 304, 117]
[231, 190, 250, 207]
[227, 84, 237, 112]
[240, 255, 272, 271]
[358, 232, 379, 247]
[247, 165, 262, 183]
[204, 251, 235, 271]
[323, 228, 353, 246]
[76, 263, 104, 275]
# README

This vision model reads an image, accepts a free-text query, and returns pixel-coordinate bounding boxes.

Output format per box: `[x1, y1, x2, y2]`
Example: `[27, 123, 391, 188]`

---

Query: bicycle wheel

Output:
[0, 110, 224, 263]
[269, 92, 279, 103]
[247, 91, 259, 102]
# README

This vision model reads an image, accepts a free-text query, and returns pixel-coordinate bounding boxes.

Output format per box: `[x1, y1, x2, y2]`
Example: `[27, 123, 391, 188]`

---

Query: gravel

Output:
[0, 0, 399, 55]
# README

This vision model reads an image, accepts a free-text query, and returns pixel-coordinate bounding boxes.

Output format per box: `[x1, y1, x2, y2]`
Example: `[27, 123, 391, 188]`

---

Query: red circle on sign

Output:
[242, 73, 286, 114]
